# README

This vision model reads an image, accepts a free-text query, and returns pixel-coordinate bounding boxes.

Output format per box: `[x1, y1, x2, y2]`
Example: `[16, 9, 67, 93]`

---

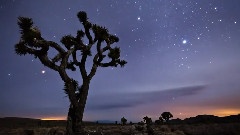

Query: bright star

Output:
[182, 40, 187, 44]
[41, 70, 46, 74]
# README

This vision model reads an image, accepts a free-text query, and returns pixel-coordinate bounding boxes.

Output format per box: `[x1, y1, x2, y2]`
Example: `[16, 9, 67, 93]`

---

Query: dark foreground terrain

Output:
[1, 123, 240, 135]
[1, 115, 240, 135]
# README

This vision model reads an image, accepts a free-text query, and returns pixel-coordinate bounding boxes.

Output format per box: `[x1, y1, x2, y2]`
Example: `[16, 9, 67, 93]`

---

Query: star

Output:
[41, 70, 46, 74]
[182, 40, 187, 44]
[137, 17, 141, 21]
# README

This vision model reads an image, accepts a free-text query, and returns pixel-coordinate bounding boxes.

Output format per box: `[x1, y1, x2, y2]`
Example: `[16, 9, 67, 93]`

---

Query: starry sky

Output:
[1, 0, 240, 122]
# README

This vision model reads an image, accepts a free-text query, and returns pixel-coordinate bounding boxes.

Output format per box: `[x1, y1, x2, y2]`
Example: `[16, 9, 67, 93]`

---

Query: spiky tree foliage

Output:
[15, 11, 127, 135]
[161, 112, 173, 122]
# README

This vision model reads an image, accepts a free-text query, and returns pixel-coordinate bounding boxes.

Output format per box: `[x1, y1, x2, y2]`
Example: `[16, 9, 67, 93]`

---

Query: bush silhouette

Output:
[161, 112, 173, 122]
[121, 117, 127, 125]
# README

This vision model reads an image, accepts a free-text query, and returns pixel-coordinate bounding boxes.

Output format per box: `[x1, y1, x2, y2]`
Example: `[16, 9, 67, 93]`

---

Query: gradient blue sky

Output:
[1, 0, 240, 122]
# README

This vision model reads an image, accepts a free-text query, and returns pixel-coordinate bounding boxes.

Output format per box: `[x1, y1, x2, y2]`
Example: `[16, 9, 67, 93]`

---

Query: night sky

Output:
[1, 0, 240, 122]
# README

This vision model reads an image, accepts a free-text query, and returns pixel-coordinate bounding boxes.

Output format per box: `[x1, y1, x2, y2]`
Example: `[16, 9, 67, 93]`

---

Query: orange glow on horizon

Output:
[41, 116, 66, 120]
[179, 109, 240, 119]
[213, 109, 240, 117]
[163, 106, 240, 120]
[38, 108, 240, 121]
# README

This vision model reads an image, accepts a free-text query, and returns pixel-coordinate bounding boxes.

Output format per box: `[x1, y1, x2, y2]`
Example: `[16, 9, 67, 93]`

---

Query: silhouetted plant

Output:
[143, 116, 153, 125]
[159, 116, 164, 122]
[143, 116, 154, 135]
[138, 121, 144, 125]
[161, 112, 173, 122]
[146, 125, 155, 135]
[15, 11, 127, 135]
[154, 120, 161, 125]
[121, 117, 127, 125]
[135, 125, 144, 131]
[155, 116, 164, 125]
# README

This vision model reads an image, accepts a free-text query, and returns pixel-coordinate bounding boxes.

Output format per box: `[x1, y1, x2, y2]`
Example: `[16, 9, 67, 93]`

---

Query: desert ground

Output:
[1, 121, 240, 135]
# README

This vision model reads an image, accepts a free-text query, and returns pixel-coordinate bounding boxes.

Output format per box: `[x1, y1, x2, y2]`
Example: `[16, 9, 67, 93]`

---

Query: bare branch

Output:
[88, 55, 99, 80]
[83, 21, 93, 44]
[38, 54, 60, 71]
[79, 53, 88, 79]
[48, 41, 66, 54]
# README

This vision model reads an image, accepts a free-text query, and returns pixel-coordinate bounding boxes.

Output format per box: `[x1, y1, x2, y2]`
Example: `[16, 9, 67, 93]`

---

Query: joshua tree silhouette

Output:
[161, 112, 173, 122]
[143, 116, 152, 125]
[121, 117, 127, 125]
[15, 11, 127, 134]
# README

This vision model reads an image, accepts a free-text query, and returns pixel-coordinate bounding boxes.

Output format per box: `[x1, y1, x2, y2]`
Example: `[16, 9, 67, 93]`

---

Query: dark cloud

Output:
[87, 85, 206, 110]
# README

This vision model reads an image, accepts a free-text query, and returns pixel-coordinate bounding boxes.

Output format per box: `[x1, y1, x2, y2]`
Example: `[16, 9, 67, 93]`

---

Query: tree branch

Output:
[88, 54, 99, 80]
[38, 54, 60, 71]
[79, 53, 88, 79]
[83, 21, 93, 44]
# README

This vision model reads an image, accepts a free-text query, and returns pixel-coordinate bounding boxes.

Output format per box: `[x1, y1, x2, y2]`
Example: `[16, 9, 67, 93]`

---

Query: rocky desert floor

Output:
[1, 122, 240, 135]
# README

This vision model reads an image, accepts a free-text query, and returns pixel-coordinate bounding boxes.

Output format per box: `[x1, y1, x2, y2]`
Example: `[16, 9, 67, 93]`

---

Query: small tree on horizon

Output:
[121, 117, 127, 125]
[143, 116, 152, 125]
[161, 112, 173, 123]
[15, 11, 127, 134]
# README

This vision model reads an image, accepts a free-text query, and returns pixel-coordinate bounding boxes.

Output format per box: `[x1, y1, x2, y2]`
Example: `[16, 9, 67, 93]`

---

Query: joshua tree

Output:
[121, 117, 127, 125]
[161, 112, 173, 122]
[15, 11, 127, 134]
[143, 116, 154, 135]
[143, 116, 152, 125]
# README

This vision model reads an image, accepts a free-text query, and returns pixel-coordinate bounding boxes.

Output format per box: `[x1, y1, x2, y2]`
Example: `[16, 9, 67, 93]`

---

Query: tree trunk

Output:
[66, 105, 73, 135]
[66, 81, 90, 135]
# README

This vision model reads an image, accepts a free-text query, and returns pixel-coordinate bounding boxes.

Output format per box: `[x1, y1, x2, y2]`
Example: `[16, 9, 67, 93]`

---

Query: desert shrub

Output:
[135, 125, 144, 131]
[34, 127, 50, 134]
[173, 130, 185, 135]
[159, 125, 171, 132]
[23, 129, 34, 135]
[146, 125, 154, 135]
[47, 127, 65, 135]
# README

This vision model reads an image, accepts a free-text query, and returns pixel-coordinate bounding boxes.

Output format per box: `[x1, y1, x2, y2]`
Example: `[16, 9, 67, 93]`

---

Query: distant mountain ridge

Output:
[96, 120, 116, 124]
[1, 117, 41, 120]
[169, 114, 240, 124]
[0, 117, 65, 128]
